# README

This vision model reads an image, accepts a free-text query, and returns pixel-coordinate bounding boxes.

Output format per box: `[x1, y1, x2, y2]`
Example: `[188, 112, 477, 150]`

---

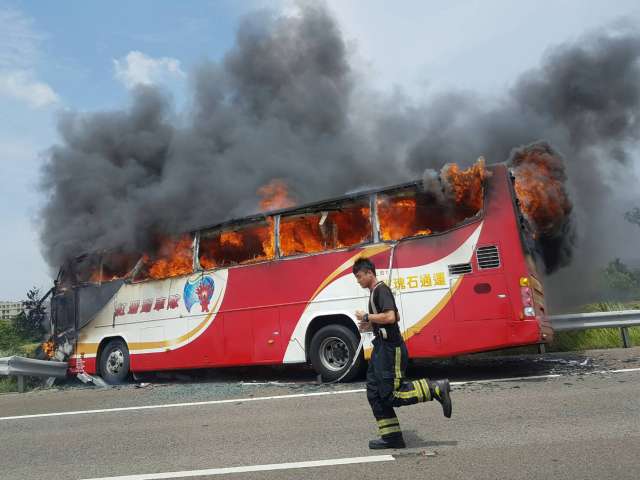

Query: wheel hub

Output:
[106, 350, 124, 375]
[319, 336, 350, 372]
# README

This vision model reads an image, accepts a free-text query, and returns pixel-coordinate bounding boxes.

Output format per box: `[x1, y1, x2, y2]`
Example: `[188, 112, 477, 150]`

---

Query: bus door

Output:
[251, 307, 282, 363]
[124, 277, 175, 369]
[78, 280, 124, 330]
[52, 288, 77, 336]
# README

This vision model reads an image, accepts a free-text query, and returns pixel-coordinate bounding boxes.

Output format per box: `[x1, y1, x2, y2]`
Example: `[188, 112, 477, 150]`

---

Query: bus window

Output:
[378, 185, 484, 241]
[279, 199, 372, 257]
[101, 251, 139, 282]
[135, 234, 195, 281]
[377, 186, 482, 240]
[74, 254, 101, 284]
[199, 220, 275, 270]
[377, 187, 433, 241]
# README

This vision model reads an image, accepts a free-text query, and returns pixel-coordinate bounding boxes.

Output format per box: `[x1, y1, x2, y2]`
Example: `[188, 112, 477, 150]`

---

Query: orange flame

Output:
[378, 197, 431, 241]
[82, 162, 488, 282]
[41, 339, 55, 359]
[279, 205, 372, 256]
[441, 157, 487, 212]
[143, 235, 194, 279]
[259, 179, 296, 211]
[378, 158, 486, 241]
[199, 221, 275, 270]
[86, 252, 138, 283]
[511, 147, 571, 237]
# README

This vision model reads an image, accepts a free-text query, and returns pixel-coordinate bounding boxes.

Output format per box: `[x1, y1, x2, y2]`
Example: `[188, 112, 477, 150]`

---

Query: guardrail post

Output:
[17, 375, 25, 393]
[620, 327, 631, 348]
[538, 344, 546, 354]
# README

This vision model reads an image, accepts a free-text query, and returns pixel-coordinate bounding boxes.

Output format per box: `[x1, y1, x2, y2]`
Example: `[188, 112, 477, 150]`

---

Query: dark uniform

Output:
[366, 281, 452, 448]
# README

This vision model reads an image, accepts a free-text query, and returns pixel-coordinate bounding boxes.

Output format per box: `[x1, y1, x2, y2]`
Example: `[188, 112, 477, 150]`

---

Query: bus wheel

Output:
[310, 324, 363, 382]
[99, 339, 130, 385]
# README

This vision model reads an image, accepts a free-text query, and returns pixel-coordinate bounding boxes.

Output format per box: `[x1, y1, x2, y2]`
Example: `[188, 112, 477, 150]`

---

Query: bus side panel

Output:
[224, 310, 254, 365]
[194, 247, 372, 367]
[186, 312, 225, 367]
[403, 296, 455, 356]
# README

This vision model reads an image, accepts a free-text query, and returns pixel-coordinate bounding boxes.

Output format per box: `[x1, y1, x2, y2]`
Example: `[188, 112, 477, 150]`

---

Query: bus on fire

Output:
[48, 160, 551, 384]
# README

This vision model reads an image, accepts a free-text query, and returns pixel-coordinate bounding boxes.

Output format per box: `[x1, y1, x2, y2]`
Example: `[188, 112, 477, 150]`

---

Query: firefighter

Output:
[353, 257, 452, 449]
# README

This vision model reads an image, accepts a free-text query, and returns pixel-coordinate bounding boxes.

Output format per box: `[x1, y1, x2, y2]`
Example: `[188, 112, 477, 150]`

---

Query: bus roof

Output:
[189, 178, 427, 234]
[191, 162, 505, 234]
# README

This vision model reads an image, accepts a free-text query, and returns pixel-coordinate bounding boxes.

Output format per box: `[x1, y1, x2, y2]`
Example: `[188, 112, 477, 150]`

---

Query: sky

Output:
[1, 0, 639, 301]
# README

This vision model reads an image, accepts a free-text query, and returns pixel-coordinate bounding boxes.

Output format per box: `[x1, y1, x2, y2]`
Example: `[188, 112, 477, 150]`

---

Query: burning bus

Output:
[48, 157, 552, 383]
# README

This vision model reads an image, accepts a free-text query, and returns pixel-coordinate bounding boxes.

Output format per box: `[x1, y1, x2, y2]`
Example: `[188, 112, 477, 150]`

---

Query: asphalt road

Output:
[1, 348, 639, 480]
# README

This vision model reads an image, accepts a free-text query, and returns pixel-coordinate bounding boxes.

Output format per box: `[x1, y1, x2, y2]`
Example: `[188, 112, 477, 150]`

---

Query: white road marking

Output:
[606, 367, 640, 373]
[80, 455, 395, 480]
[0, 389, 366, 422]
[2, 367, 639, 422]
[451, 373, 562, 385]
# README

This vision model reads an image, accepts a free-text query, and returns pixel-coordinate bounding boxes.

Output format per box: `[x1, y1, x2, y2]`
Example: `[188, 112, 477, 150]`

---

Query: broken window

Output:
[58, 255, 98, 287]
[279, 199, 372, 257]
[101, 251, 140, 282]
[134, 234, 195, 281]
[199, 219, 275, 270]
[377, 185, 483, 241]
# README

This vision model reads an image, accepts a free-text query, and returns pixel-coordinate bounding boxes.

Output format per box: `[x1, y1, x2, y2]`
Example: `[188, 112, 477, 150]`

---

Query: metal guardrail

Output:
[550, 310, 640, 348]
[0, 356, 68, 393]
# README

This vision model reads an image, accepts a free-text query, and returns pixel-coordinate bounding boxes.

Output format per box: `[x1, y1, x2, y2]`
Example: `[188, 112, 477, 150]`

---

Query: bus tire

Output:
[310, 324, 363, 382]
[99, 338, 130, 385]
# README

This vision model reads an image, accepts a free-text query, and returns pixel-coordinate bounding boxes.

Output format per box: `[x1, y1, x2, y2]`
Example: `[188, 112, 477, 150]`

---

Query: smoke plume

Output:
[39, 3, 640, 309]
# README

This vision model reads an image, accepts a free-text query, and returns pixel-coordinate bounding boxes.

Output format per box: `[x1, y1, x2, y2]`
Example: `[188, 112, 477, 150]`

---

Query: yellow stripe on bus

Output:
[309, 244, 391, 302]
[403, 276, 464, 341]
[76, 294, 222, 356]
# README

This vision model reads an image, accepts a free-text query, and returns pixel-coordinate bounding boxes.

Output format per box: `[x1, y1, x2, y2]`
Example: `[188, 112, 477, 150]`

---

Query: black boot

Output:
[369, 437, 406, 450]
[430, 379, 452, 418]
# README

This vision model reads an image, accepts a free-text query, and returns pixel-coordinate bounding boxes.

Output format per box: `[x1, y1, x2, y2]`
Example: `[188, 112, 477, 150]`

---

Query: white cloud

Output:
[0, 7, 59, 108]
[0, 7, 40, 71]
[113, 50, 185, 89]
[0, 70, 59, 108]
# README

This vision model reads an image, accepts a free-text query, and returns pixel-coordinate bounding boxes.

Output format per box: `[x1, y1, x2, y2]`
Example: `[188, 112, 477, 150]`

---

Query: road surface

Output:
[1, 347, 639, 479]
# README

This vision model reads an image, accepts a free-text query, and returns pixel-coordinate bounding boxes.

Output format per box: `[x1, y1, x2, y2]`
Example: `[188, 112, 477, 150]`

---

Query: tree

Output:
[625, 207, 640, 228]
[602, 258, 640, 295]
[12, 287, 47, 340]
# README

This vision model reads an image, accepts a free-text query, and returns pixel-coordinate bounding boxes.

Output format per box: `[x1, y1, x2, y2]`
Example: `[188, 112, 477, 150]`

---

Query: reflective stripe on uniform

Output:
[379, 425, 402, 436]
[413, 380, 424, 402]
[420, 379, 432, 401]
[393, 388, 420, 400]
[376, 417, 400, 428]
[394, 347, 401, 391]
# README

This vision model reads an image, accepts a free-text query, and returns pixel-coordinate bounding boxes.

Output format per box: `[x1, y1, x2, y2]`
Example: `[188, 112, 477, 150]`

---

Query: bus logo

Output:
[184, 275, 215, 313]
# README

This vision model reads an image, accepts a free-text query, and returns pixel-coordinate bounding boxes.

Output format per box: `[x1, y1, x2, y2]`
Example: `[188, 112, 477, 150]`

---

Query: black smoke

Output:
[39, 3, 640, 309]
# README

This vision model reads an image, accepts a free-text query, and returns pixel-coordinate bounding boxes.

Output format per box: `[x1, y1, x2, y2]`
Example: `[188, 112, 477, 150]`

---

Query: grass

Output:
[0, 377, 17, 394]
[0, 320, 43, 394]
